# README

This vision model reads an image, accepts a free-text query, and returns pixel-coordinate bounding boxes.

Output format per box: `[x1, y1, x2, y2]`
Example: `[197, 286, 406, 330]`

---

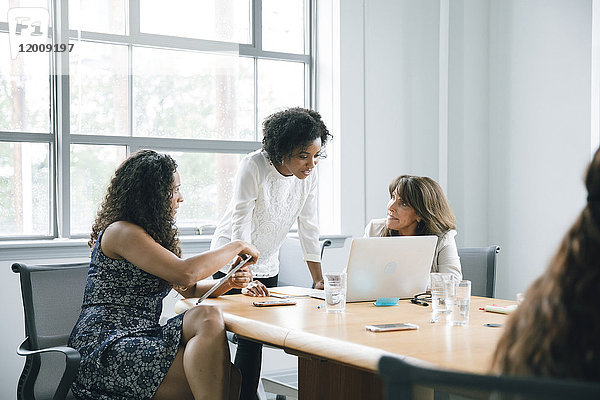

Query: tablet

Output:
[196, 254, 252, 305]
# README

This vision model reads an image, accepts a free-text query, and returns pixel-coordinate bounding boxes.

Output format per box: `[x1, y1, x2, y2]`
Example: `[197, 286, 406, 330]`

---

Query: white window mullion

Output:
[51, 0, 72, 238]
[253, 0, 262, 51]
[129, 0, 140, 36]
[253, 0, 261, 139]
[308, 0, 316, 109]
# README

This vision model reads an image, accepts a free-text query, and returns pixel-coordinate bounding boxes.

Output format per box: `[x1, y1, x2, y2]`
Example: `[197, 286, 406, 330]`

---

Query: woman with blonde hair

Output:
[364, 175, 462, 280]
[492, 148, 600, 380]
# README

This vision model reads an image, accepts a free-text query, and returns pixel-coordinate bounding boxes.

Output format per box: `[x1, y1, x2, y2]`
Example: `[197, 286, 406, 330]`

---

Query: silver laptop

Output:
[314, 236, 438, 302]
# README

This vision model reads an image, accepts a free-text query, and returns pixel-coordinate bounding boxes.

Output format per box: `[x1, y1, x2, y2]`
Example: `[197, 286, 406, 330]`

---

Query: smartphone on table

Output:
[365, 323, 419, 332]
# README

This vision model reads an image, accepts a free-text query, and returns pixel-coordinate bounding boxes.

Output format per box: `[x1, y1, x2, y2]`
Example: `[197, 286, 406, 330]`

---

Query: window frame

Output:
[0, 0, 315, 239]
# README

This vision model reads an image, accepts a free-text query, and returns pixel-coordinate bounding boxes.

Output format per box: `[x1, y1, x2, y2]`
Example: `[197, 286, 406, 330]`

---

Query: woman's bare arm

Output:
[101, 221, 258, 288]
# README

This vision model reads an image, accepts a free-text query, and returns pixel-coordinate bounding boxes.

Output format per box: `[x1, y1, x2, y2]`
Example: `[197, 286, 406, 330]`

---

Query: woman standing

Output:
[210, 107, 332, 399]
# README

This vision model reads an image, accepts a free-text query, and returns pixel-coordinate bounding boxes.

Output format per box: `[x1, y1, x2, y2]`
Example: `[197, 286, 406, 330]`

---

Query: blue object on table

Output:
[374, 297, 399, 306]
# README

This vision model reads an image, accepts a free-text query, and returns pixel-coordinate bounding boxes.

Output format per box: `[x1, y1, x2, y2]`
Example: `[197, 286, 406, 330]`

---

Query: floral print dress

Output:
[68, 231, 184, 400]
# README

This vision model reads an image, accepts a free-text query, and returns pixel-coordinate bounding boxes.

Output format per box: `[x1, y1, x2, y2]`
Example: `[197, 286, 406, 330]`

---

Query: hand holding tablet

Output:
[196, 254, 253, 305]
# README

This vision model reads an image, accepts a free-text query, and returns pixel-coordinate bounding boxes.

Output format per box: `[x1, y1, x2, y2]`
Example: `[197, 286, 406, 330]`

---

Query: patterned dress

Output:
[68, 231, 184, 400]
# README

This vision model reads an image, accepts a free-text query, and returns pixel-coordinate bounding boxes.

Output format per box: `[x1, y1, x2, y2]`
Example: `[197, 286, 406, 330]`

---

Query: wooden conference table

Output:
[176, 287, 515, 400]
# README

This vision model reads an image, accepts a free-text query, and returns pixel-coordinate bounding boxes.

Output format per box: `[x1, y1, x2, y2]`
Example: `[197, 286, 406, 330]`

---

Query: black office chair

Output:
[13, 261, 89, 400]
[457, 246, 499, 297]
[378, 354, 600, 400]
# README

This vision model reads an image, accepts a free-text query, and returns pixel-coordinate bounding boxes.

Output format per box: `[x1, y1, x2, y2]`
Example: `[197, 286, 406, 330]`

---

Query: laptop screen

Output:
[343, 236, 437, 302]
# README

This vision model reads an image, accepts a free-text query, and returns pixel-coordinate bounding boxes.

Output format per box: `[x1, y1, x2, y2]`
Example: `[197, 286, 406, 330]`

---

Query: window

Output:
[0, 0, 314, 239]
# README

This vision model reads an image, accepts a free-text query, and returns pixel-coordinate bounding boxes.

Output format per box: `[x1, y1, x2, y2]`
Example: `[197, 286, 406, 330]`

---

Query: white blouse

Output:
[364, 218, 462, 281]
[211, 150, 321, 278]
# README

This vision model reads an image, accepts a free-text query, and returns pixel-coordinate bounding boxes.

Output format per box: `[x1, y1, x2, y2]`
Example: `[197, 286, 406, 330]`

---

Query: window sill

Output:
[0, 234, 349, 262]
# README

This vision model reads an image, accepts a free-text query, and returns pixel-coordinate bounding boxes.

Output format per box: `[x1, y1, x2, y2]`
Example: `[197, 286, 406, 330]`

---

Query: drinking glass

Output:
[324, 272, 347, 313]
[429, 273, 454, 319]
[447, 280, 471, 326]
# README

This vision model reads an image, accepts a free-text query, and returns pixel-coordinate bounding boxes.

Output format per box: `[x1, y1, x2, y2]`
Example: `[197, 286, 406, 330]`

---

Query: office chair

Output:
[457, 245, 499, 297]
[378, 354, 600, 400]
[277, 238, 332, 287]
[13, 261, 89, 400]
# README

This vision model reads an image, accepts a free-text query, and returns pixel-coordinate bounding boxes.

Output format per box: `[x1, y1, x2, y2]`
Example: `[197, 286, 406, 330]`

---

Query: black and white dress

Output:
[68, 231, 184, 400]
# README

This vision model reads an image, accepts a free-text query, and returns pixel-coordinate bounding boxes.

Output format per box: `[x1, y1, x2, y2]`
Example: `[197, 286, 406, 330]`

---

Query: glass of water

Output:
[324, 272, 347, 313]
[429, 273, 454, 319]
[447, 280, 471, 326]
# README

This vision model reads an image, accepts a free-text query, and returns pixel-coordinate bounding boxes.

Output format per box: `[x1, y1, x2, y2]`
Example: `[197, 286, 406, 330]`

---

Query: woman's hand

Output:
[227, 264, 253, 289]
[241, 280, 270, 297]
[233, 240, 260, 265]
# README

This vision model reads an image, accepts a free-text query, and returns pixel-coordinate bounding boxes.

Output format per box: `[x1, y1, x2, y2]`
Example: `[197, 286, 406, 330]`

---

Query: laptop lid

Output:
[344, 236, 438, 302]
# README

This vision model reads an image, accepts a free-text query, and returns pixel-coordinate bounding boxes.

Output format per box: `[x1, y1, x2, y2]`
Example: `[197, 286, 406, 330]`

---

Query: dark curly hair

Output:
[492, 147, 600, 380]
[89, 149, 181, 257]
[262, 107, 332, 165]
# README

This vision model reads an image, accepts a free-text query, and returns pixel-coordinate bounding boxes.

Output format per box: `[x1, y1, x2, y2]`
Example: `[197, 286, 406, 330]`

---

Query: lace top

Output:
[211, 150, 321, 278]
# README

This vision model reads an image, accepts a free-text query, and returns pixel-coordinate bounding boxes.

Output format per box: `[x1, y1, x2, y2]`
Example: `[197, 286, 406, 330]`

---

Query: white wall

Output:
[447, 0, 491, 247]
[335, 0, 594, 299]
[486, 0, 591, 296]
[364, 0, 441, 219]
[337, 0, 367, 236]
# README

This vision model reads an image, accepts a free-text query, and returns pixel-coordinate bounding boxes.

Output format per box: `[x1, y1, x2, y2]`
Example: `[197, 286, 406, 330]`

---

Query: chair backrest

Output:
[13, 261, 89, 400]
[378, 355, 600, 400]
[278, 237, 331, 287]
[457, 245, 499, 297]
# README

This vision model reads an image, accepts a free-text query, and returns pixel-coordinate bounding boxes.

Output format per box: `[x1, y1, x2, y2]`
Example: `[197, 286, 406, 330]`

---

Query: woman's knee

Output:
[183, 305, 225, 335]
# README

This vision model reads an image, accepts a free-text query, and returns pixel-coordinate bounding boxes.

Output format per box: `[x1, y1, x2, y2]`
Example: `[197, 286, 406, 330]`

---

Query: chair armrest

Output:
[226, 331, 239, 345]
[320, 239, 332, 259]
[17, 337, 81, 400]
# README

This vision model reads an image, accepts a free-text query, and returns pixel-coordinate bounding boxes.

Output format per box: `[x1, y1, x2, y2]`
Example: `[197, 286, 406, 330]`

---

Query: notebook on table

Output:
[313, 236, 438, 302]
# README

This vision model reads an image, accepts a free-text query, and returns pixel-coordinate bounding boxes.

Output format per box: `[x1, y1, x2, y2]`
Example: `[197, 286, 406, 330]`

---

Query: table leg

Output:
[297, 356, 383, 400]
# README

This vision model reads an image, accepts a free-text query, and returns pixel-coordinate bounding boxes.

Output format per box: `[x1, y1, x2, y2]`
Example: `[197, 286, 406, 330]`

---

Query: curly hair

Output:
[262, 107, 332, 165]
[89, 149, 181, 257]
[380, 175, 456, 237]
[491, 148, 600, 380]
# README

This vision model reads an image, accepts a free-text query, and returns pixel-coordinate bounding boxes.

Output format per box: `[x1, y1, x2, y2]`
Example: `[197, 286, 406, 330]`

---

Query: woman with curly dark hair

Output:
[210, 107, 332, 399]
[492, 147, 600, 380]
[68, 149, 259, 400]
